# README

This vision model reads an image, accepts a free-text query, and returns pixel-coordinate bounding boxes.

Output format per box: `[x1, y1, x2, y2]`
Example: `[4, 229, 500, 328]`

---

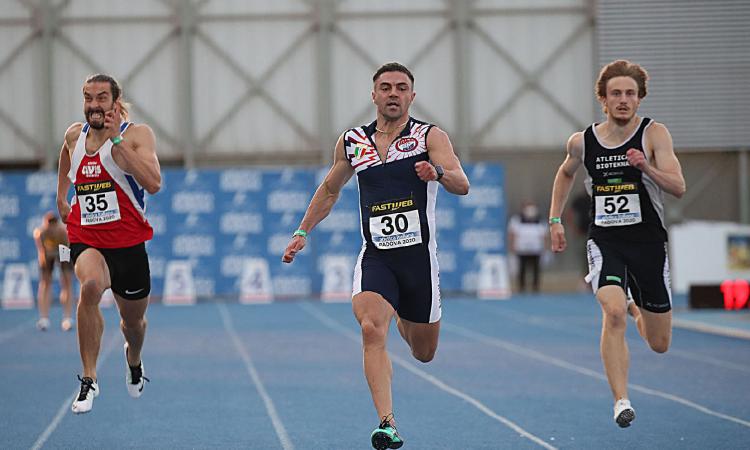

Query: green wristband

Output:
[548, 217, 562, 225]
[110, 135, 123, 145]
[293, 229, 308, 238]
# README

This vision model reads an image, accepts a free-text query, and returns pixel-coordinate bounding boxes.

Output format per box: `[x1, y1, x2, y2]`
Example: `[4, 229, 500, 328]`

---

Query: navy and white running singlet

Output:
[344, 117, 441, 323]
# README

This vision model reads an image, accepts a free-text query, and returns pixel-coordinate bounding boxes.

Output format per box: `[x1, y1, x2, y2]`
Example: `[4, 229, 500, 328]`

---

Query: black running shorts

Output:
[70, 242, 151, 300]
[586, 238, 672, 313]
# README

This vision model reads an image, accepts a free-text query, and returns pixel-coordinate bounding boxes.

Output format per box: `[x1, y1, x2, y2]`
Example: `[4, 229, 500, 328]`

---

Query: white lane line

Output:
[479, 304, 750, 374]
[444, 322, 750, 428]
[0, 318, 36, 345]
[672, 317, 750, 340]
[298, 302, 557, 450]
[31, 328, 122, 450]
[217, 302, 294, 450]
[667, 348, 750, 374]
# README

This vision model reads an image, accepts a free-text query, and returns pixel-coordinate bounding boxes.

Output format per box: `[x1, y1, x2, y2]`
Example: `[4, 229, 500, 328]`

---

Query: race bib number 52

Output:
[593, 182, 642, 227]
[76, 180, 121, 225]
[369, 197, 422, 249]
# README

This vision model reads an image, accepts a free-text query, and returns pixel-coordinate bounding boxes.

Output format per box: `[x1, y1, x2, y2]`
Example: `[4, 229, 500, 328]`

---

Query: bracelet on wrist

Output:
[110, 135, 123, 145]
[293, 229, 308, 238]
[548, 217, 562, 225]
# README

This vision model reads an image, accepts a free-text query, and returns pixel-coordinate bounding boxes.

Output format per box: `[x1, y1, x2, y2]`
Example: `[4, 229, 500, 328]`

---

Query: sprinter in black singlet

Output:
[283, 62, 470, 449]
[548, 60, 686, 428]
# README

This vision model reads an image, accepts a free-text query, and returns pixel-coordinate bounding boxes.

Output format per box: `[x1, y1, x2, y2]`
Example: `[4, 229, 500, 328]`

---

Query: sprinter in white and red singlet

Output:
[56, 74, 161, 415]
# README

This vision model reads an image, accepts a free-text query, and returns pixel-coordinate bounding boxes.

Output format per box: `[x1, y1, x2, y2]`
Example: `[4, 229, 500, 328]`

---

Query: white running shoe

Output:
[71, 376, 99, 414]
[61, 318, 74, 332]
[36, 317, 50, 331]
[614, 398, 635, 428]
[124, 343, 149, 398]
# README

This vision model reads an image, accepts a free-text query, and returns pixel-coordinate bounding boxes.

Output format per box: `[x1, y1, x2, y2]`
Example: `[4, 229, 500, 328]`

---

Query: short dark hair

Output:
[373, 62, 414, 85]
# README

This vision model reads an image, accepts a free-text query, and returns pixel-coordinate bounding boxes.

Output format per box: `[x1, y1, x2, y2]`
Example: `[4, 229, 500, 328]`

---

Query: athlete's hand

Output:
[414, 160, 437, 182]
[626, 148, 648, 171]
[57, 200, 71, 223]
[103, 103, 122, 140]
[282, 236, 306, 263]
[550, 223, 567, 252]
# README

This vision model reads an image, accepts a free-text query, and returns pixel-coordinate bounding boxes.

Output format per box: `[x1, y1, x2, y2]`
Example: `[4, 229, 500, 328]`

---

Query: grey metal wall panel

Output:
[597, 0, 750, 150]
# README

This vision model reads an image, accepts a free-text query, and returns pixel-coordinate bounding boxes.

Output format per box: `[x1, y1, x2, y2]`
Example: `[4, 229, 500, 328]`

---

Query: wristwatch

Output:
[433, 164, 444, 182]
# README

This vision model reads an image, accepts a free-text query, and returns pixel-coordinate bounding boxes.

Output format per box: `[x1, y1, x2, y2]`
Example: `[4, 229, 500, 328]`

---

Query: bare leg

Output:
[60, 268, 74, 321]
[115, 295, 149, 366]
[353, 292, 396, 422]
[640, 309, 671, 353]
[395, 316, 439, 363]
[628, 302, 648, 341]
[37, 269, 52, 320]
[597, 285, 629, 401]
[74, 250, 110, 380]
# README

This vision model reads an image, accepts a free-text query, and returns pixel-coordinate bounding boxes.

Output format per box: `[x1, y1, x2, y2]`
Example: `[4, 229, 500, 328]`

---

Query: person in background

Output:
[507, 201, 548, 293]
[33, 211, 74, 331]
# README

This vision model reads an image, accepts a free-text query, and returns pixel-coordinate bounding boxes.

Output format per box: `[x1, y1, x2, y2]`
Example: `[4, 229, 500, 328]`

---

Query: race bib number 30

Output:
[369, 198, 422, 249]
[593, 183, 642, 227]
[76, 180, 121, 225]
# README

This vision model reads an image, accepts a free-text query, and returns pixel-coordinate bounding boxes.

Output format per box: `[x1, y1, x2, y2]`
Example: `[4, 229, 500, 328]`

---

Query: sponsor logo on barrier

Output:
[436, 208, 455, 229]
[437, 251, 456, 272]
[220, 170, 263, 192]
[268, 233, 292, 256]
[220, 212, 263, 234]
[0, 239, 21, 260]
[460, 229, 503, 251]
[221, 255, 246, 277]
[0, 195, 19, 217]
[194, 277, 215, 297]
[147, 256, 166, 278]
[272, 276, 312, 297]
[172, 234, 215, 257]
[172, 192, 215, 214]
[147, 213, 167, 235]
[317, 211, 358, 232]
[25, 172, 57, 195]
[459, 186, 503, 208]
[267, 191, 309, 212]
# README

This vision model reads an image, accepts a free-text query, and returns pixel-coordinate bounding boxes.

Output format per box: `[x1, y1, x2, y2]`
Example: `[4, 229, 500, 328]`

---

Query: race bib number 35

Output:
[593, 183, 642, 227]
[369, 198, 422, 249]
[76, 180, 121, 225]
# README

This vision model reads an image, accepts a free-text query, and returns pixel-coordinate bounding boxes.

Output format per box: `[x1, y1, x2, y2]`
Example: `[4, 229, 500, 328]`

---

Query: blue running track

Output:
[1, 294, 749, 449]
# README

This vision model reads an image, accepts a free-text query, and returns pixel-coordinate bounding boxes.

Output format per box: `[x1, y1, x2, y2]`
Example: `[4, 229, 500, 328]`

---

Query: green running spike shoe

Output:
[371, 416, 403, 449]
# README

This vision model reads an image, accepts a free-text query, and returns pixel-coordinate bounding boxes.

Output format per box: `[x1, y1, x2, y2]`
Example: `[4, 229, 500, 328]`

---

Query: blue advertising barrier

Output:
[0, 163, 505, 303]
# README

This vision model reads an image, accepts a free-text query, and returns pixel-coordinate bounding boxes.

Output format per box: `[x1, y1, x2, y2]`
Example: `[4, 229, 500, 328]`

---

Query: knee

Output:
[411, 346, 436, 363]
[79, 280, 103, 305]
[122, 316, 147, 331]
[602, 308, 627, 331]
[360, 319, 387, 347]
[648, 336, 670, 354]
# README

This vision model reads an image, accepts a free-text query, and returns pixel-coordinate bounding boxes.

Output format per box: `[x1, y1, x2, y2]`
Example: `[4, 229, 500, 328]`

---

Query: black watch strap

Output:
[433, 164, 444, 181]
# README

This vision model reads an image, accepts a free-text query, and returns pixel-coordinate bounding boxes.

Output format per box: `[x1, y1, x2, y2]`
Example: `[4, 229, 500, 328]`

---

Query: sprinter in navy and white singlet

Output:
[57, 74, 161, 414]
[283, 62, 469, 449]
[549, 60, 686, 428]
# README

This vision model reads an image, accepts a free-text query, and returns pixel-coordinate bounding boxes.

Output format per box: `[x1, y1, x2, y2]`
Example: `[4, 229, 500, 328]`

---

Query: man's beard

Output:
[85, 108, 106, 129]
